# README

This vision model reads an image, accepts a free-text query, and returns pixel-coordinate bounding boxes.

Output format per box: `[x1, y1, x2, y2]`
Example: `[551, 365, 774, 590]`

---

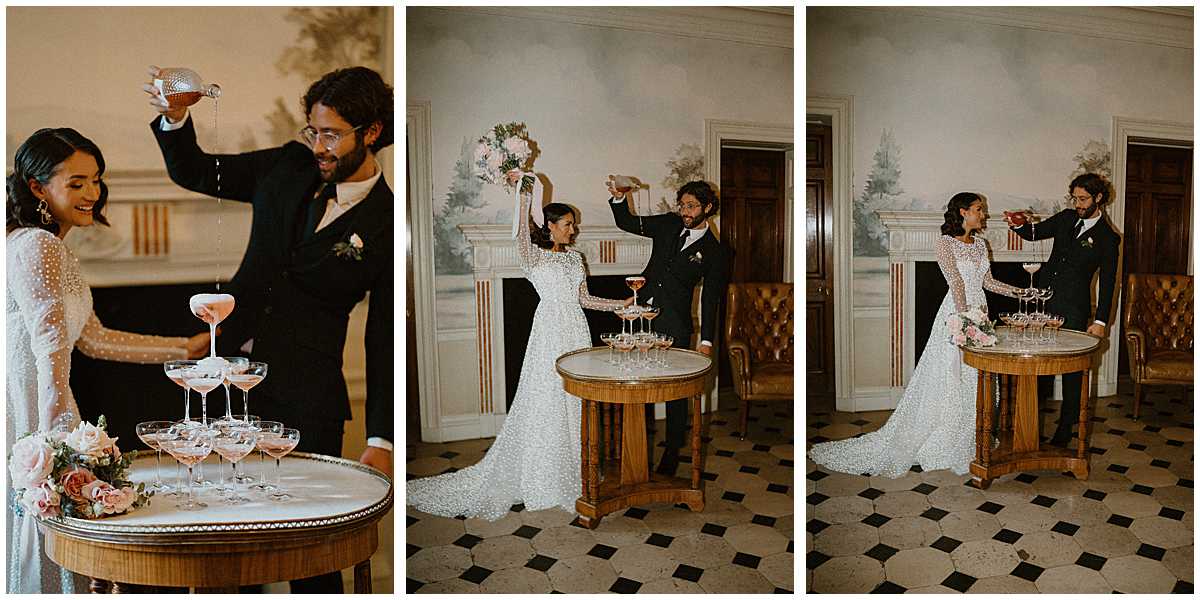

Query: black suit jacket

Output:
[609, 198, 730, 344]
[1012, 209, 1120, 324]
[151, 116, 393, 443]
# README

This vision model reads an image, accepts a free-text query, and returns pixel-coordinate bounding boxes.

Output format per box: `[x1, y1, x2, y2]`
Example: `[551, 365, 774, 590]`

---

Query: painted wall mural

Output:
[409, 8, 792, 332]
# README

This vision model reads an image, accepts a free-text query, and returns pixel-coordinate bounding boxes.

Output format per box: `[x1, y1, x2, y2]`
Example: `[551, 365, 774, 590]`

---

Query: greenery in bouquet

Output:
[472, 122, 536, 195]
[8, 415, 151, 520]
[946, 306, 997, 348]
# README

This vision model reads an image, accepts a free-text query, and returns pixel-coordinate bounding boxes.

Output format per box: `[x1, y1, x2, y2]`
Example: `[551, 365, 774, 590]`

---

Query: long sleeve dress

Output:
[6, 226, 190, 594]
[809, 235, 1021, 477]
[407, 192, 625, 521]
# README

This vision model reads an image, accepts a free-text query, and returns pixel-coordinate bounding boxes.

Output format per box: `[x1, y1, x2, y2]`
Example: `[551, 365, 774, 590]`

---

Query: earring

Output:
[37, 198, 52, 225]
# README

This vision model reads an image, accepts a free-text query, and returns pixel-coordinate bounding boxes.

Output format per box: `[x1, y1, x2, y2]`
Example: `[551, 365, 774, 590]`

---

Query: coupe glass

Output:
[212, 424, 258, 504]
[1021, 261, 1040, 288]
[164, 359, 198, 422]
[182, 367, 223, 426]
[224, 414, 261, 483]
[640, 306, 659, 335]
[656, 334, 674, 366]
[160, 423, 213, 510]
[600, 333, 618, 365]
[260, 428, 300, 502]
[250, 421, 285, 491]
[634, 332, 655, 367]
[625, 275, 646, 307]
[613, 335, 635, 371]
[135, 420, 175, 493]
[217, 357, 250, 421]
[228, 361, 267, 417]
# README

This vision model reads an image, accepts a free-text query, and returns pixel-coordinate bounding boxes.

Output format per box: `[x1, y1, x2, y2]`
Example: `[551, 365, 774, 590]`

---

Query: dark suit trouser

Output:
[1038, 302, 1089, 438]
[645, 312, 691, 456]
[242, 394, 347, 594]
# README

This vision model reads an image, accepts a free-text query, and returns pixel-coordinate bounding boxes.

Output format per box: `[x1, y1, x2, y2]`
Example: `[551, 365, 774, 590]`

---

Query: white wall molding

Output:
[407, 100, 444, 442]
[806, 94, 854, 409]
[436, 6, 793, 49]
[859, 6, 1193, 49]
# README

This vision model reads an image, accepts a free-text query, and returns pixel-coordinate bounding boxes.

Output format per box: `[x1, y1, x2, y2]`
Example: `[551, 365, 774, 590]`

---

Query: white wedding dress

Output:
[809, 235, 1020, 478]
[6, 227, 189, 594]
[407, 193, 625, 521]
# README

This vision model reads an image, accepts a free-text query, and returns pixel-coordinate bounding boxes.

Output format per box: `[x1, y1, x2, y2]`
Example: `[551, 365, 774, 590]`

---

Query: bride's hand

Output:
[620, 297, 636, 308]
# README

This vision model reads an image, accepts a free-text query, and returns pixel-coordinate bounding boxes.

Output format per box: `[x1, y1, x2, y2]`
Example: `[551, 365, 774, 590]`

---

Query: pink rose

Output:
[503, 136, 529, 159]
[81, 480, 136, 516]
[59, 467, 97, 503]
[9, 435, 54, 489]
[953, 333, 967, 346]
[65, 421, 117, 459]
[21, 481, 61, 519]
[966, 325, 980, 338]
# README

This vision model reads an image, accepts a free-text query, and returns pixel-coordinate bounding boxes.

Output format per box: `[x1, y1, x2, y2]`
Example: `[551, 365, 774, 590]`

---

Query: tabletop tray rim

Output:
[555, 346, 713, 385]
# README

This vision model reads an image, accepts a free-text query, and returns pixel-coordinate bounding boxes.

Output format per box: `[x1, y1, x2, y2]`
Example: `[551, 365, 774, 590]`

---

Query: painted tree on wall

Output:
[854, 129, 902, 256]
[433, 138, 486, 274]
[1071, 139, 1112, 181]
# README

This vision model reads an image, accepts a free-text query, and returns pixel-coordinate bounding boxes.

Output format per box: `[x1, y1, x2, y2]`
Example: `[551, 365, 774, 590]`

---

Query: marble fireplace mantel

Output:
[876, 210, 1121, 402]
[61, 170, 251, 288]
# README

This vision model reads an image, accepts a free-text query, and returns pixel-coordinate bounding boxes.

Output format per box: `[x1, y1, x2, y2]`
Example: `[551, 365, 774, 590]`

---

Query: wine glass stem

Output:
[155, 450, 163, 486]
[186, 465, 195, 506]
[242, 390, 249, 419]
[209, 322, 217, 357]
[183, 388, 190, 421]
[200, 392, 208, 424]
[224, 384, 233, 420]
[275, 457, 283, 490]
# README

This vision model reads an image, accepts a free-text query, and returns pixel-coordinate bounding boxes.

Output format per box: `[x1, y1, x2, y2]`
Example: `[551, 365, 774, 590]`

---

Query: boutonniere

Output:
[333, 233, 365, 261]
[1081, 237, 1094, 249]
[689, 251, 704, 265]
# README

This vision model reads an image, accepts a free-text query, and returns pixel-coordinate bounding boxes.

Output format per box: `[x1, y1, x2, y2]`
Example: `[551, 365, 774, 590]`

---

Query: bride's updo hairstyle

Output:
[940, 192, 983, 237]
[531, 203, 575, 249]
[6, 127, 110, 235]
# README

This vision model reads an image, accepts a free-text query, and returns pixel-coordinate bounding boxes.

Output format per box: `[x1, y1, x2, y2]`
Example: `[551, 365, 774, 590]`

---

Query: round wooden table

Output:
[961, 328, 1101, 489]
[40, 452, 392, 593]
[556, 347, 712, 529]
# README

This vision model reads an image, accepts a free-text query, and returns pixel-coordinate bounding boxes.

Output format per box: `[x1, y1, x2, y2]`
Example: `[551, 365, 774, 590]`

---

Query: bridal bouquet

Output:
[947, 306, 997, 348]
[473, 122, 536, 194]
[9, 416, 151, 520]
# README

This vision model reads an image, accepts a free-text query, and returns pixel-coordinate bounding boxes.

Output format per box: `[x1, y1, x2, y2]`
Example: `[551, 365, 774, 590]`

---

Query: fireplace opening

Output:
[502, 274, 630, 411]
[913, 262, 1028, 364]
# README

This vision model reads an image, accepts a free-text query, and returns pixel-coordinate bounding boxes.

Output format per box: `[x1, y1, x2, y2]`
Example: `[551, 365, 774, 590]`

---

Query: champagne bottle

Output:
[154, 67, 222, 108]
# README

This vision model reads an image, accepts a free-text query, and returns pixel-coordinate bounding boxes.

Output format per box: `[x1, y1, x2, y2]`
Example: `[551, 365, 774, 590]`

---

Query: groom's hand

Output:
[359, 446, 393, 478]
[605, 178, 627, 200]
[1087, 323, 1106, 337]
[698, 344, 713, 357]
[143, 65, 188, 124]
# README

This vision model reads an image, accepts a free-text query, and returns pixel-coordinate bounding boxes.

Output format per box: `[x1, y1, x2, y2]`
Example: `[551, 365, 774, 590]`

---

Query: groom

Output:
[146, 66, 393, 593]
[608, 180, 730, 475]
[1007, 172, 1120, 447]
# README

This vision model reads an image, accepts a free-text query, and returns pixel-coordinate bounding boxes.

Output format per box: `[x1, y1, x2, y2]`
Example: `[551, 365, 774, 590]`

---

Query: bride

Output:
[809, 192, 1022, 478]
[6, 128, 209, 593]
[407, 183, 631, 521]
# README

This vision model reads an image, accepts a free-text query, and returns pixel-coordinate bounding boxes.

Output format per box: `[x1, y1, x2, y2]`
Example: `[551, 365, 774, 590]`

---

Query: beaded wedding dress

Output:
[809, 235, 1020, 478]
[6, 227, 190, 594]
[407, 193, 625, 521]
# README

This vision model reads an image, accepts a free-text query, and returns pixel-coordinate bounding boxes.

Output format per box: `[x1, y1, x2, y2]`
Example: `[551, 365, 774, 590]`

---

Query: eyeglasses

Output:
[298, 125, 361, 151]
[1065, 192, 1093, 203]
[675, 201, 703, 211]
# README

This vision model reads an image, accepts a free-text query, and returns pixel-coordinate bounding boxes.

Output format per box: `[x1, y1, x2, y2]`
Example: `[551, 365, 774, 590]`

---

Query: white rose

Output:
[486, 149, 504, 173]
[8, 435, 54, 489]
[503, 136, 529, 159]
[65, 422, 117, 459]
[349, 233, 364, 249]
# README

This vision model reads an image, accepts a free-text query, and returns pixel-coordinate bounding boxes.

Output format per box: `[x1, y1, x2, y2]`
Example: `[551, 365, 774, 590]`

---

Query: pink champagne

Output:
[228, 373, 264, 392]
[167, 445, 211, 467]
[625, 276, 646, 291]
[213, 441, 255, 463]
[185, 377, 221, 394]
[166, 369, 189, 388]
[258, 438, 298, 459]
[189, 293, 235, 325]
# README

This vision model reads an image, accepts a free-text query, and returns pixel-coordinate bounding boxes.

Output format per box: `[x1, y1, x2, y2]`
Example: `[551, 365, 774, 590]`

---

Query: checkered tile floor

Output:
[406, 397, 794, 593]
[806, 383, 1194, 593]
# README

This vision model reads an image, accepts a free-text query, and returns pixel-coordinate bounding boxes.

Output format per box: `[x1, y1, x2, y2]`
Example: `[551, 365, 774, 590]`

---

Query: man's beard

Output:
[1076, 203, 1098, 219]
[319, 138, 368, 183]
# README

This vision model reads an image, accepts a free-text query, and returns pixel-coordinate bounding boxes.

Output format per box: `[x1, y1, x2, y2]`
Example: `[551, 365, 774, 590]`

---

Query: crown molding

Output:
[431, 6, 793, 49]
[855, 6, 1192, 49]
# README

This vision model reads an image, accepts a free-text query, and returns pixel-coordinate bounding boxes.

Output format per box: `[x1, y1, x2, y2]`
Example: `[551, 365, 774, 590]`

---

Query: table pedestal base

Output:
[576, 472, 704, 529]
[969, 431, 1090, 490]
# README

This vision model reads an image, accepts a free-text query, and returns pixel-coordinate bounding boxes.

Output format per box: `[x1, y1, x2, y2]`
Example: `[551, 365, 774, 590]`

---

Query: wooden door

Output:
[720, 148, 787, 283]
[806, 124, 835, 397]
[719, 147, 788, 387]
[1118, 141, 1192, 375]
[406, 149, 421, 441]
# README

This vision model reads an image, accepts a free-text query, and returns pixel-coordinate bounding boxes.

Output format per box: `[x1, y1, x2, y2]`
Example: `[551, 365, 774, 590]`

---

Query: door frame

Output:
[704, 119, 794, 412]
[407, 100, 443, 441]
[1106, 116, 1193, 397]
[805, 95, 853, 407]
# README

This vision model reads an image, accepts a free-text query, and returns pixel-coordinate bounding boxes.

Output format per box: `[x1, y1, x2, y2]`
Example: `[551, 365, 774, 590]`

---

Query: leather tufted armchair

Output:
[1122, 273, 1193, 420]
[725, 283, 794, 440]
